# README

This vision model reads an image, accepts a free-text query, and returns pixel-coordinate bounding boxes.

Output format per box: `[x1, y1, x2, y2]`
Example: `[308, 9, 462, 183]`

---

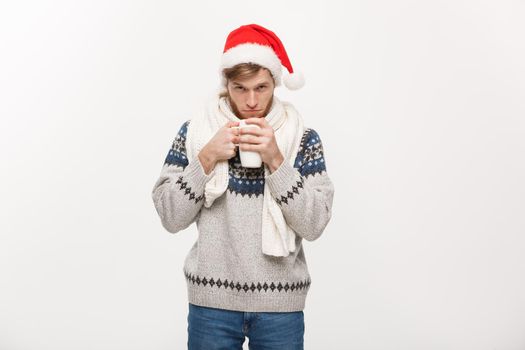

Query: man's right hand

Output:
[198, 121, 240, 175]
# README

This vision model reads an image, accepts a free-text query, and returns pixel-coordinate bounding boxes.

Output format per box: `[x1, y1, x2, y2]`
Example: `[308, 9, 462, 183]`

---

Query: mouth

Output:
[243, 110, 262, 112]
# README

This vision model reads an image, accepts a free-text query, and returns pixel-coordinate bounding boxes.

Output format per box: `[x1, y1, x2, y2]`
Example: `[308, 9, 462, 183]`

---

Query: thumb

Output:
[225, 120, 240, 128]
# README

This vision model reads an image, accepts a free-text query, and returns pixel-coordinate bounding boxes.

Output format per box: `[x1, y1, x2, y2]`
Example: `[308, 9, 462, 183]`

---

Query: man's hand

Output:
[198, 120, 240, 175]
[239, 118, 284, 173]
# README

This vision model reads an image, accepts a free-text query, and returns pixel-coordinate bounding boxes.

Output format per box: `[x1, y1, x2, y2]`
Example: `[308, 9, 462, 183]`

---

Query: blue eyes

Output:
[235, 86, 266, 91]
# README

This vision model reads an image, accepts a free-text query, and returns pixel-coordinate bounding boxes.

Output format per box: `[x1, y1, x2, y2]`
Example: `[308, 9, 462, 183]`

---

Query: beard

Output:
[227, 94, 274, 119]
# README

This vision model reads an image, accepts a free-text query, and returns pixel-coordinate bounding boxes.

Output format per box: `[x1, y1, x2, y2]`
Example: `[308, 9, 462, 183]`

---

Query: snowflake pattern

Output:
[163, 121, 327, 201]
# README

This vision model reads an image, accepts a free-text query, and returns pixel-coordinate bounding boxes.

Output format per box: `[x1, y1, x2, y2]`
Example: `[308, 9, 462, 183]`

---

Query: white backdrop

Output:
[1, 0, 524, 349]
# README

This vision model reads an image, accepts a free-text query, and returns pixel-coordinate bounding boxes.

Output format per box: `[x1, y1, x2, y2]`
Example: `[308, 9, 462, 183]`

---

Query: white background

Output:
[1, 0, 524, 349]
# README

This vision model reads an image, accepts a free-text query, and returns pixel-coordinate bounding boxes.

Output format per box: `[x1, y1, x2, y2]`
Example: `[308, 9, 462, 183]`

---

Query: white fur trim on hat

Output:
[220, 43, 283, 87]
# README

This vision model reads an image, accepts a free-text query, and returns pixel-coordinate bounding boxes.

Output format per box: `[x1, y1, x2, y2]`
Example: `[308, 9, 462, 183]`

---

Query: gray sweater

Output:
[151, 119, 335, 312]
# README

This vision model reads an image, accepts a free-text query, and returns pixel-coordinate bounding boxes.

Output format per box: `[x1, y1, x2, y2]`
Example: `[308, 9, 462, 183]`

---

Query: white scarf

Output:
[185, 91, 304, 257]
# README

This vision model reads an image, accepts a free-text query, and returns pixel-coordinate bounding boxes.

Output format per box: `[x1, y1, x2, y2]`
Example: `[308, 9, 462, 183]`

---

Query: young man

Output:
[151, 24, 335, 350]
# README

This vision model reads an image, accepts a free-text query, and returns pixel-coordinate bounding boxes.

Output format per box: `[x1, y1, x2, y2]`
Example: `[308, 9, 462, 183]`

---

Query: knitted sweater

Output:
[151, 118, 335, 312]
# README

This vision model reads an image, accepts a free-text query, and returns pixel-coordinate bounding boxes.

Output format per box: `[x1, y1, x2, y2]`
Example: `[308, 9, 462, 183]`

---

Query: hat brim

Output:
[219, 43, 282, 87]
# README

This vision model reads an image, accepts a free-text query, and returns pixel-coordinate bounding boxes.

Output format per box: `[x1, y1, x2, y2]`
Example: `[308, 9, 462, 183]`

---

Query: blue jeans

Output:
[187, 303, 305, 350]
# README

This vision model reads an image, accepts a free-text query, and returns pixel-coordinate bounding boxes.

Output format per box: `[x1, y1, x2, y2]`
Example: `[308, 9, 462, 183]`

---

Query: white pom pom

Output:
[283, 71, 305, 90]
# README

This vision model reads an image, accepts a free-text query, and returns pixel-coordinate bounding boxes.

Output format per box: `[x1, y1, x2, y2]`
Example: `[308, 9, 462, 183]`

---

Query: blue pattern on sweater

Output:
[164, 120, 190, 169]
[294, 128, 327, 178]
[227, 152, 266, 198]
[164, 121, 327, 197]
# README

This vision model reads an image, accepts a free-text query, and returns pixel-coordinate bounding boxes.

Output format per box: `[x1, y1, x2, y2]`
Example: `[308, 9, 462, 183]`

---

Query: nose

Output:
[246, 91, 257, 109]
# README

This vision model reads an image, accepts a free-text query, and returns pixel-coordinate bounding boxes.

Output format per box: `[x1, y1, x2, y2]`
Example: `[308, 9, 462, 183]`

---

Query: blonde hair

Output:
[219, 63, 275, 99]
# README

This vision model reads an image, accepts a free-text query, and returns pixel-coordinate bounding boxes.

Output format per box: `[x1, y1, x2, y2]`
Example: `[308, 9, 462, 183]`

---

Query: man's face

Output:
[226, 68, 275, 119]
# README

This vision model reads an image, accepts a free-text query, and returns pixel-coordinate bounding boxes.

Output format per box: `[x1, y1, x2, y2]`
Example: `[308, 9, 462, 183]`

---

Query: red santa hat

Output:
[219, 24, 305, 90]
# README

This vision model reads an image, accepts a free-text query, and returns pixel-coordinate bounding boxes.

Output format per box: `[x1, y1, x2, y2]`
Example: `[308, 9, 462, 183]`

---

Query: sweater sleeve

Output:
[264, 128, 335, 241]
[151, 120, 215, 234]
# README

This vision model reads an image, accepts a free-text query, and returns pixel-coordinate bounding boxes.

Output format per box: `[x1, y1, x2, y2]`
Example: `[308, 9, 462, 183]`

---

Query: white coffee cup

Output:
[232, 120, 262, 168]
